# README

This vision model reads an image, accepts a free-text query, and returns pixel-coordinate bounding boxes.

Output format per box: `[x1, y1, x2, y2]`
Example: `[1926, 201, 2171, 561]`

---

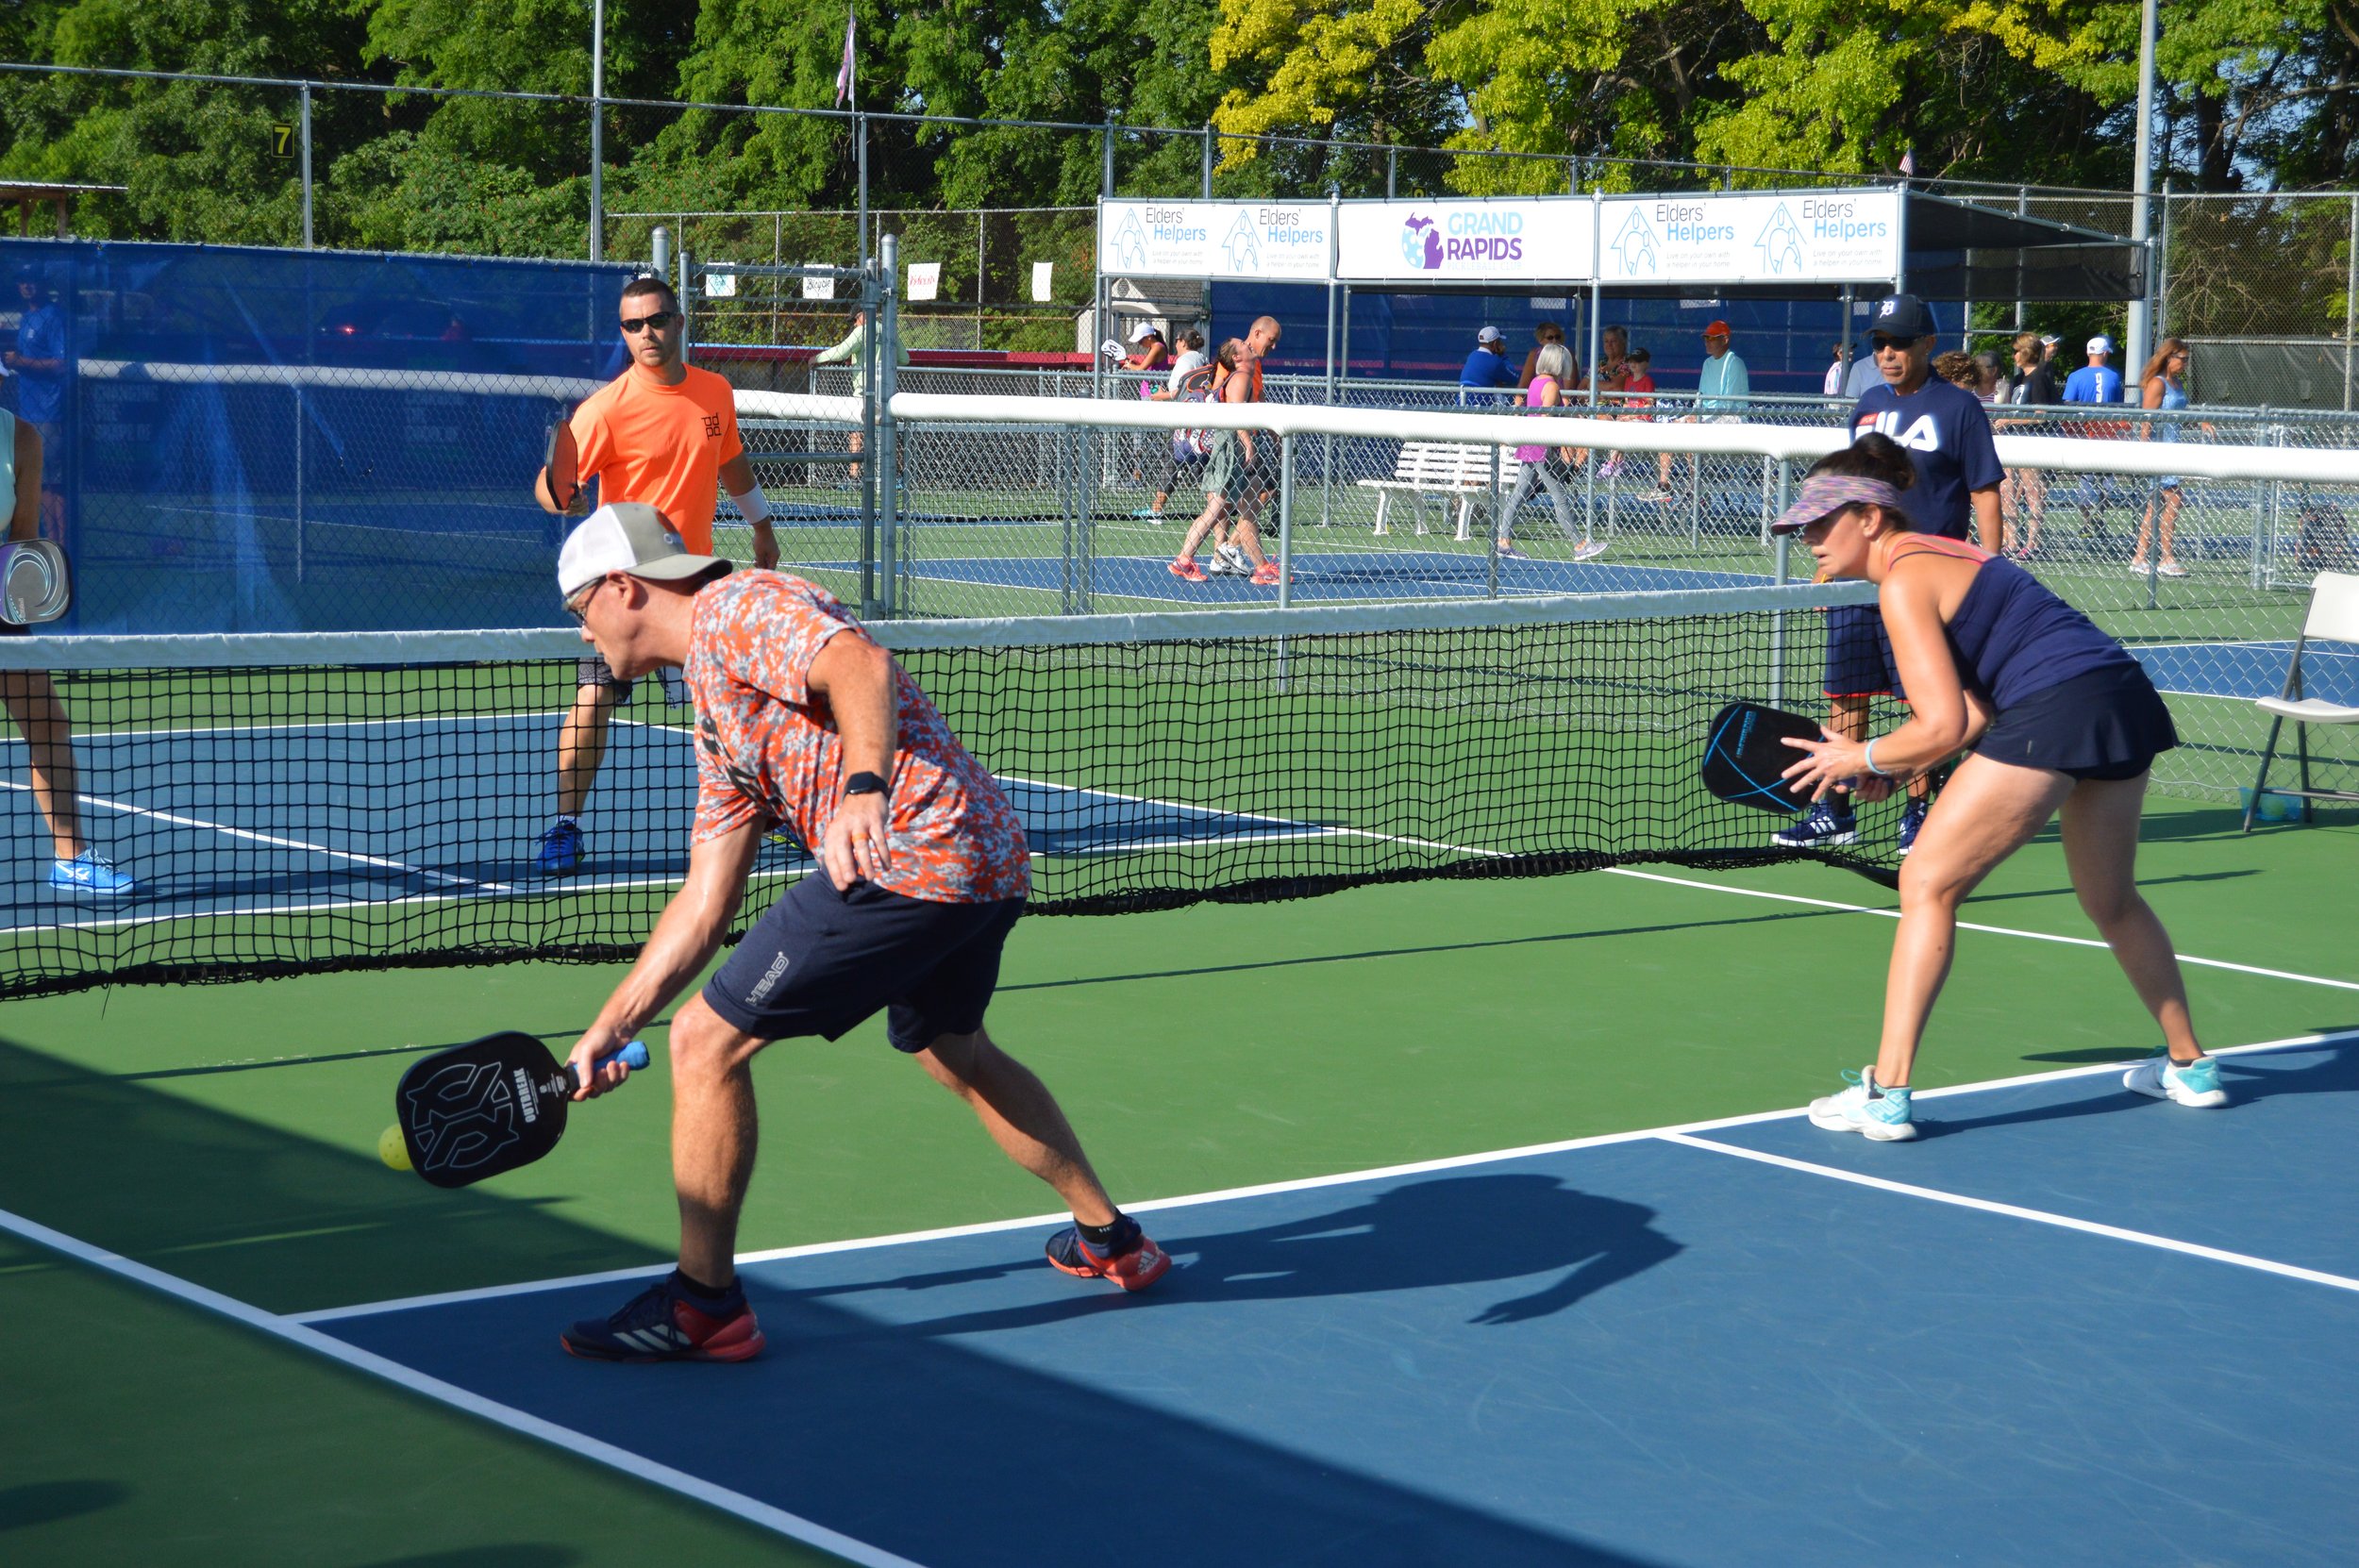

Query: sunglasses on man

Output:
[620, 310, 677, 335]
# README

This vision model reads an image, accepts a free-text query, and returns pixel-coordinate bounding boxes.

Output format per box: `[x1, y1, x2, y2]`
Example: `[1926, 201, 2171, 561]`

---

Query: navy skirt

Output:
[1976, 662, 2179, 780]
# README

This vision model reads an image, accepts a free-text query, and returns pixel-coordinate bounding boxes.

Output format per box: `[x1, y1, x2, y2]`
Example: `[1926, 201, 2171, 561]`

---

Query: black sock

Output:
[673, 1267, 736, 1302]
[1076, 1214, 1132, 1254]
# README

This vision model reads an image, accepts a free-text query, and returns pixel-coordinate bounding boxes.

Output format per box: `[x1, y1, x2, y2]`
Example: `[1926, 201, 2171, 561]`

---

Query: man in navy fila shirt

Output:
[1776, 292, 2002, 856]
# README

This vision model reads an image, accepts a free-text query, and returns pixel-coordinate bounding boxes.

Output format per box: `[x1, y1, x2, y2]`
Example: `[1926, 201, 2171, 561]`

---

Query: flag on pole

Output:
[835, 8, 857, 107]
[1899, 148, 1916, 177]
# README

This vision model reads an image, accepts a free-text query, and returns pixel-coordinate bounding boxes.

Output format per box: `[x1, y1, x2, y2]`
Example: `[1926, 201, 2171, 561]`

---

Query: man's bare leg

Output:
[557, 681, 618, 821]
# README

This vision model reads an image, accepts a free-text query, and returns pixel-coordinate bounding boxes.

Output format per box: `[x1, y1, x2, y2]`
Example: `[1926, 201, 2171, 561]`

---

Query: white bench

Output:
[1356, 441, 1506, 542]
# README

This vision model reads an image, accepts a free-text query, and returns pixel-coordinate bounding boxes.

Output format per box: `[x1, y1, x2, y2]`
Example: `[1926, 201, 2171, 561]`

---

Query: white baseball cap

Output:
[558, 503, 730, 602]
[1129, 322, 1163, 343]
[1477, 325, 1503, 343]
[2087, 335, 2115, 355]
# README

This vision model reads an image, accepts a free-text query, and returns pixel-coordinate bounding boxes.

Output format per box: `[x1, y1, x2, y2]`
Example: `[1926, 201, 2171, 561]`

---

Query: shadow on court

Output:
[780, 1173, 1681, 1339]
[0, 1034, 670, 1313]
[1909, 1040, 2359, 1142]
[355, 1550, 580, 1568]
[0, 1479, 128, 1532]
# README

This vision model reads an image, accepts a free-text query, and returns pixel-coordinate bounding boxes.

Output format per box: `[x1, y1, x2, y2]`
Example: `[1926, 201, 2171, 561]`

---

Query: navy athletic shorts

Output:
[702, 872, 1024, 1051]
[1976, 662, 2179, 781]
[1822, 603, 1899, 700]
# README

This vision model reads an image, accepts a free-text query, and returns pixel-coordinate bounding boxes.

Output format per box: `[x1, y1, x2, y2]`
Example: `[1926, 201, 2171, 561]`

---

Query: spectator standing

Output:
[1775, 292, 1999, 858]
[2132, 338, 2199, 577]
[1457, 325, 1518, 406]
[811, 309, 912, 480]
[1822, 340, 1851, 397]
[1495, 342, 1605, 562]
[1971, 350, 2006, 402]
[1141, 328, 1211, 522]
[2063, 335, 2129, 541]
[2001, 330, 2060, 559]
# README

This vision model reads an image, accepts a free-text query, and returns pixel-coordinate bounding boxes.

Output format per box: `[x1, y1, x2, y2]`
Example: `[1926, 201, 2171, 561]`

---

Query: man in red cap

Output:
[1642, 320, 1748, 503]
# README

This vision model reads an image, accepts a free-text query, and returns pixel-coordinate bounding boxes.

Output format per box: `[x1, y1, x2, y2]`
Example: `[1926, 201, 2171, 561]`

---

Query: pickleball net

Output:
[0, 580, 1896, 999]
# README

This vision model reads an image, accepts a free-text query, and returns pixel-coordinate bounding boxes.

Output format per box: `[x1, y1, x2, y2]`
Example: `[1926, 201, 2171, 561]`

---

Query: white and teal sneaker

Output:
[2123, 1054, 2228, 1109]
[1809, 1067, 1917, 1142]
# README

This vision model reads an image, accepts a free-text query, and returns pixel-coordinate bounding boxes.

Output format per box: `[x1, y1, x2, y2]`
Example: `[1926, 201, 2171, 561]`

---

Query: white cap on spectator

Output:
[2087, 335, 2115, 355]
[1129, 322, 1163, 343]
[1477, 325, 1503, 343]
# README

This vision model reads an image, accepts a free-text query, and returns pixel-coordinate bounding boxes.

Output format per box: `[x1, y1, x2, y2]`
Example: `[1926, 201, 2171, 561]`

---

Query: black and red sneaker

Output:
[1045, 1215, 1172, 1293]
[561, 1271, 766, 1362]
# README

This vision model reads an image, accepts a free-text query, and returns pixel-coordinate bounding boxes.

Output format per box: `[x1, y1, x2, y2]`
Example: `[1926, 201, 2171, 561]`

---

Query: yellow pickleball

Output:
[378, 1123, 411, 1171]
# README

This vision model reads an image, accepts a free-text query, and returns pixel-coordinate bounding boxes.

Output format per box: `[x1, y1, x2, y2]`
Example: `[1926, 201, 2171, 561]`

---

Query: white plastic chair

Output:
[2244, 570, 2359, 830]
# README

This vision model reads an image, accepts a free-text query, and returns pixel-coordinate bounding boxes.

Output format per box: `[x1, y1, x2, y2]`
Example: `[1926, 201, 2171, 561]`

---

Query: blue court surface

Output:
[303, 1036, 2359, 1568]
[0, 717, 1339, 924]
[2133, 639, 2359, 704]
[852, 552, 1772, 604]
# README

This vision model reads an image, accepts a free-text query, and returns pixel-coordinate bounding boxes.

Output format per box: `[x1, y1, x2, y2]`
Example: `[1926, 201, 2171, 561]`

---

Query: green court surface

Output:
[3, 793, 2352, 1563]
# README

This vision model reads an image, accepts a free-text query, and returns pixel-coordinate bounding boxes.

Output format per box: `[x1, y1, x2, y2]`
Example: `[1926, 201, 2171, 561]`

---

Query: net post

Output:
[1278, 432, 1296, 609]
[1770, 458, 1793, 708]
[878, 234, 901, 617]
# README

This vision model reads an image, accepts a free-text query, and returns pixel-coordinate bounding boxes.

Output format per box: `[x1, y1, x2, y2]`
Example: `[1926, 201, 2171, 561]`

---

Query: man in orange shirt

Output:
[533, 275, 778, 875]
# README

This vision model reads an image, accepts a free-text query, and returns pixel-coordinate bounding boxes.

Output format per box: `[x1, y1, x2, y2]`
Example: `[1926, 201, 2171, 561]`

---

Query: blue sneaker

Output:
[2123, 1054, 2228, 1109]
[50, 852, 134, 898]
[1809, 1067, 1917, 1141]
[1898, 798, 1929, 856]
[1771, 800, 1857, 850]
[537, 819, 584, 876]
[561, 1271, 765, 1362]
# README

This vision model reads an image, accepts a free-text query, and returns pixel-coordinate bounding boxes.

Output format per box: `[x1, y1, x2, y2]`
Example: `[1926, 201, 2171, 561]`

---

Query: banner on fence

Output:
[1598, 192, 1899, 285]
[1098, 200, 1332, 281]
[1336, 199, 1596, 283]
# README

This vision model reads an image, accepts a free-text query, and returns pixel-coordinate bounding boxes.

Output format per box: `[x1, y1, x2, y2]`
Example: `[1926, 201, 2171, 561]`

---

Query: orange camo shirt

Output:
[569, 362, 743, 553]
[685, 572, 1030, 905]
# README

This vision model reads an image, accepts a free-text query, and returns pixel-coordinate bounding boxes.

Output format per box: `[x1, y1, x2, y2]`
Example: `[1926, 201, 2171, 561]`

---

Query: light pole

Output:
[589, 0, 605, 261]
[2124, 0, 2158, 394]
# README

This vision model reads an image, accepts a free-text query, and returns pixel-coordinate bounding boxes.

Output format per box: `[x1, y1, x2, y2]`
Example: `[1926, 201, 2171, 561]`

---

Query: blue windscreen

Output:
[1, 239, 638, 632]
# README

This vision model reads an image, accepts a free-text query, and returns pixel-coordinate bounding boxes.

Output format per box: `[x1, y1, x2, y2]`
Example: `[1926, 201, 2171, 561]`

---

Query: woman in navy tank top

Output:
[1769, 433, 2225, 1141]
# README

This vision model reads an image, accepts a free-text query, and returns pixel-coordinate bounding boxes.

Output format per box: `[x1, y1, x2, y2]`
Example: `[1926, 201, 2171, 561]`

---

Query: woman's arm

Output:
[1782, 562, 1974, 797]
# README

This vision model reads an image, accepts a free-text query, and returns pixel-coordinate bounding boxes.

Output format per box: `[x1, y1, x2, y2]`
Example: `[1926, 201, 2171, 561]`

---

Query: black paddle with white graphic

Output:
[392, 1031, 647, 1189]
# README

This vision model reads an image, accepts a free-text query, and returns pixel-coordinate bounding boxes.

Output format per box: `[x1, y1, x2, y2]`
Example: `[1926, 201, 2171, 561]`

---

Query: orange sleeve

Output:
[570, 387, 617, 482]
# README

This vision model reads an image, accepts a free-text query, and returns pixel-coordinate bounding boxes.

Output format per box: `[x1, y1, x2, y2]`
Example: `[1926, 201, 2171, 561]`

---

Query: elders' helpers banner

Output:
[1098, 200, 1332, 281]
[1598, 192, 1899, 285]
[1097, 190, 1901, 287]
[1335, 200, 1596, 282]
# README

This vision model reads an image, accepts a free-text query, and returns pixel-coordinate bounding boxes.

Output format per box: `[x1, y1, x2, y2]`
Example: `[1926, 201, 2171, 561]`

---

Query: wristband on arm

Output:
[1863, 738, 1894, 778]
[729, 482, 772, 527]
[843, 771, 889, 798]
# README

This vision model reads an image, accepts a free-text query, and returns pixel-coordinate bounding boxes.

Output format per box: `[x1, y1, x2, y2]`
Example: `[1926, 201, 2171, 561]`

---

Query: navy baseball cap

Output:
[1868, 294, 1938, 340]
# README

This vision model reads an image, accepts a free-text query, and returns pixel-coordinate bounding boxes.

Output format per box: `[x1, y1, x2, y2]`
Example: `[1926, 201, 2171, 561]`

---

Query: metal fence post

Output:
[856, 113, 869, 270]
[299, 80, 313, 247]
[878, 234, 901, 616]
[1101, 119, 1115, 198]
[589, 0, 604, 260]
[1386, 146, 1397, 200]
[858, 259, 878, 616]
[1201, 125, 1214, 198]
[2345, 192, 2357, 412]
[1278, 433, 1295, 609]
[1771, 459, 1793, 705]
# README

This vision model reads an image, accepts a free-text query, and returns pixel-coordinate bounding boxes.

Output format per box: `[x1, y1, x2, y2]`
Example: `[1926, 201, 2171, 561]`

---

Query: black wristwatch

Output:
[843, 771, 889, 798]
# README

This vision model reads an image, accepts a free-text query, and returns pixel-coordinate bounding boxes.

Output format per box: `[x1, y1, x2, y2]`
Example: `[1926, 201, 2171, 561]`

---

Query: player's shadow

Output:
[787, 1173, 1681, 1339]
[1915, 1039, 2359, 1139]
[0, 1479, 127, 1532]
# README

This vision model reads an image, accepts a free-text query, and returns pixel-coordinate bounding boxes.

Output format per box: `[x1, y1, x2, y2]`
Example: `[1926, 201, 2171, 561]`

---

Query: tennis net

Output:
[0, 580, 1892, 999]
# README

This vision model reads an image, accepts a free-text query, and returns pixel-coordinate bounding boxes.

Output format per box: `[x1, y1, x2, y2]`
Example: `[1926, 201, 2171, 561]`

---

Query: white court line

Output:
[1659, 1132, 2359, 1295]
[0, 1207, 929, 1568]
[290, 1026, 2358, 1326]
[1602, 866, 2359, 993]
[0, 779, 513, 894]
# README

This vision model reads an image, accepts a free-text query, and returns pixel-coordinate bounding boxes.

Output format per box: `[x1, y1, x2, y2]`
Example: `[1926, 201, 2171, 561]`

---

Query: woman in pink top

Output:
[1496, 342, 1606, 561]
